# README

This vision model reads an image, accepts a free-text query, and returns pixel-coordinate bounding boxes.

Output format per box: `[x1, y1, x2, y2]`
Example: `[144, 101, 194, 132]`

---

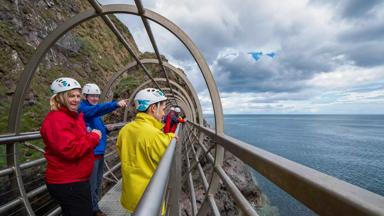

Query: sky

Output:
[98, 0, 384, 114]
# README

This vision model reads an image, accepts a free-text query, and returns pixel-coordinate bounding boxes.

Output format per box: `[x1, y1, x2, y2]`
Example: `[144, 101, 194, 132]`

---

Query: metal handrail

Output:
[185, 124, 258, 216]
[0, 123, 126, 145]
[0, 132, 41, 145]
[184, 138, 198, 215]
[0, 122, 126, 214]
[0, 185, 47, 214]
[189, 121, 384, 216]
[0, 158, 46, 177]
[133, 126, 180, 216]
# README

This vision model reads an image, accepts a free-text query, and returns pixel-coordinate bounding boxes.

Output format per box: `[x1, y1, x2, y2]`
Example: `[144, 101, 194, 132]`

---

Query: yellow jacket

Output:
[116, 112, 174, 213]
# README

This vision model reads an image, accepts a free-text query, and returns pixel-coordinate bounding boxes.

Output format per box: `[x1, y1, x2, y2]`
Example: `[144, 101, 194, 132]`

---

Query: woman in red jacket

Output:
[40, 77, 101, 216]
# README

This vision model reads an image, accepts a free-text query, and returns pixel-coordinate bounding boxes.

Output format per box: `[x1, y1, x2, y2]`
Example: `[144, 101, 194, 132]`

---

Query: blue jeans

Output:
[89, 156, 104, 212]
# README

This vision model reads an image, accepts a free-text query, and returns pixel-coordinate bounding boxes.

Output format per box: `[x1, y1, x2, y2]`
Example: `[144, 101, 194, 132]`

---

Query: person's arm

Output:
[42, 118, 100, 160]
[105, 125, 111, 135]
[148, 132, 175, 165]
[80, 101, 119, 119]
[170, 115, 179, 124]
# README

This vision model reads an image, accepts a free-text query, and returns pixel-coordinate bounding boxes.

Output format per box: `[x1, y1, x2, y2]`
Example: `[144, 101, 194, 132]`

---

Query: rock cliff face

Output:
[0, 1, 269, 215]
[0, 0, 139, 133]
[180, 145, 269, 216]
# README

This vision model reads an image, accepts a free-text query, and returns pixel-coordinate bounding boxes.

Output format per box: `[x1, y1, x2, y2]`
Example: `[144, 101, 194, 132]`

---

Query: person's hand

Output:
[92, 129, 102, 139]
[117, 99, 127, 108]
[106, 124, 114, 131]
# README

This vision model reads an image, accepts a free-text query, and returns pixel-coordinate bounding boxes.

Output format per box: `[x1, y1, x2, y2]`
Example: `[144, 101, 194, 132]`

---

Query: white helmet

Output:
[170, 107, 175, 111]
[50, 77, 81, 94]
[82, 83, 101, 95]
[175, 107, 181, 113]
[134, 88, 167, 111]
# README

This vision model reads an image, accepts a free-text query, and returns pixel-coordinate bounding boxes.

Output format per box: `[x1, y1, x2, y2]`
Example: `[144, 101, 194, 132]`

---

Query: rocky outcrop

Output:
[181, 147, 267, 215]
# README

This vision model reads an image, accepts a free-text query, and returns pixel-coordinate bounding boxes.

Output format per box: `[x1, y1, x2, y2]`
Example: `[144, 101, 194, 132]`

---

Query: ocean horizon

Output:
[205, 114, 384, 216]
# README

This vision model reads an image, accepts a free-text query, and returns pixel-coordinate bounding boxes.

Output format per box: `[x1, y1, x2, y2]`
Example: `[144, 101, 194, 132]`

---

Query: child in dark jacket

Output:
[78, 83, 127, 216]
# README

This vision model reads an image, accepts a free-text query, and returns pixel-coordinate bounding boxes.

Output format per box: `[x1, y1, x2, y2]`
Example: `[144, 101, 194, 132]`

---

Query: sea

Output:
[205, 114, 384, 216]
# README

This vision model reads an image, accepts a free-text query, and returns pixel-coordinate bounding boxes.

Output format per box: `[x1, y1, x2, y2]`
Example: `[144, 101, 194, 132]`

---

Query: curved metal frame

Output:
[122, 78, 195, 122]
[127, 78, 197, 121]
[8, 5, 222, 131]
[164, 93, 193, 120]
[168, 99, 192, 121]
[7, 5, 223, 214]
[100, 59, 203, 124]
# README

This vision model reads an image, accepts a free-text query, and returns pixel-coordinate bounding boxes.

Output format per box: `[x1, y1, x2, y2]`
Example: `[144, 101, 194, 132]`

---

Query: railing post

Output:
[166, 124, 183, 216]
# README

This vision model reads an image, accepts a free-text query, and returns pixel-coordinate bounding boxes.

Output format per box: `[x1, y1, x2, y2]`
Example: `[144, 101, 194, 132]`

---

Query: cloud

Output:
[211, 47, 338, 93]
[307, 65, 384, 89]
[99, 0, 384, 114]
[310, 0, 384, 19]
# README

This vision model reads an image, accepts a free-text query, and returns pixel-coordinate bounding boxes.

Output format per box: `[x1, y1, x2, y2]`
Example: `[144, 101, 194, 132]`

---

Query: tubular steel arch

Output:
[164, 93, 193, 121]
[8, 5, 222, 133]
[7, 5, 223, 214]
[100, 59, 203, 124]
[164, 92, 193, 119]
[124, 77, 197, 122]
[166, 98, 192, 121]
[123, 78, 196, 123]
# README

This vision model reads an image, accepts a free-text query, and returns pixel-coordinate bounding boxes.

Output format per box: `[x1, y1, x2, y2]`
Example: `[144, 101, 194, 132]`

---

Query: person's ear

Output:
[148, 104, 156, 114]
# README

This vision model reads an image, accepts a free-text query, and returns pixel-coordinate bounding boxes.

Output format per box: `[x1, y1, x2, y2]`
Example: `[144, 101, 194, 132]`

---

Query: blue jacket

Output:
[79, 100, 119, 155]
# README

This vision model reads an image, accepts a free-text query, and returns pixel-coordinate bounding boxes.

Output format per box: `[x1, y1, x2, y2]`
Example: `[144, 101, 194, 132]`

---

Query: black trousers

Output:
[46, 180, 93, 216]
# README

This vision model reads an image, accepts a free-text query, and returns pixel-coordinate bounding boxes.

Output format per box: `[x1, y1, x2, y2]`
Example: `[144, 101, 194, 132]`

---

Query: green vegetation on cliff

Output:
[0, 0, 140, 165]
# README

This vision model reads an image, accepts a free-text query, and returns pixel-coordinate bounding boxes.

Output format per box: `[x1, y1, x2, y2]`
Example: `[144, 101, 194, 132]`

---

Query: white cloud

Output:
[337, 90, 384, 103]
[99, 0, 384, 114]
[308, 65, 384, 89]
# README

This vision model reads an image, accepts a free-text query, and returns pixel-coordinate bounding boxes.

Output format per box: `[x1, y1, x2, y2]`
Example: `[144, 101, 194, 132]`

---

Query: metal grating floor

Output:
[99, 180, 131, 216]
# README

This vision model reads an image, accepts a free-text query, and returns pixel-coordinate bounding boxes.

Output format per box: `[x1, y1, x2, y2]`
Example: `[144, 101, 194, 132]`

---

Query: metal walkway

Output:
[98, 180, 130, 216]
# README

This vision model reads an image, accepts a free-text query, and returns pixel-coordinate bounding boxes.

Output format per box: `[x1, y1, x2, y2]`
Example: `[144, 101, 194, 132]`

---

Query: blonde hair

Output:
[50, 91, 71, 111]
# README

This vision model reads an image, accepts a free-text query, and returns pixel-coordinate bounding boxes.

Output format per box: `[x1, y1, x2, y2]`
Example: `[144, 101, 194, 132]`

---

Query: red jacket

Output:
[40, 107, 100, 184]
[164, 111, 185, 133]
